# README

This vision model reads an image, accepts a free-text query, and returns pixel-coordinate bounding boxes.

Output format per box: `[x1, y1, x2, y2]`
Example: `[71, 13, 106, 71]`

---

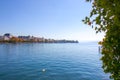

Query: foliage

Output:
[9, 37, 23, 42]
[83, 0, 120, 79]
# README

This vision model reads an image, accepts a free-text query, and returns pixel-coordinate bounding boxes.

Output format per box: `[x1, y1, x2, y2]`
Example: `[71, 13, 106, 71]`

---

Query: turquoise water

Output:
[0, 42, 110, 80]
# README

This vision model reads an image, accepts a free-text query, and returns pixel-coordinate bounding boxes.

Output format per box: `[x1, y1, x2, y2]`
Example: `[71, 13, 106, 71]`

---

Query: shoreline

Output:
[0, 41, 79, 44]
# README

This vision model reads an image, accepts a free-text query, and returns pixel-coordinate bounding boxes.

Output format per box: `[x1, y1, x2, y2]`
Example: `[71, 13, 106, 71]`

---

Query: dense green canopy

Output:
[83, 0, 120, 79]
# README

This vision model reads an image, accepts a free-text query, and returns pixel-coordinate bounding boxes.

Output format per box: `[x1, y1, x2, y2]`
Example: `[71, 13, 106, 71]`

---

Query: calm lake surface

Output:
[0, 42, 110, 80]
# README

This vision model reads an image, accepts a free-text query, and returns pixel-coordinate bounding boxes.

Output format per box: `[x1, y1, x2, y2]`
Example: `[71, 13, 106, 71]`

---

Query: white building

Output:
[3, 33, 13, 41]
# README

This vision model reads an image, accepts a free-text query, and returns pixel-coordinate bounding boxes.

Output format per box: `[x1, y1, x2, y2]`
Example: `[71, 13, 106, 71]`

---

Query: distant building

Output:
[37, 37, 45, 42]
[0, 36, 3, 41]
[3, 33, 13, 41]
[18, 36, 33, 41]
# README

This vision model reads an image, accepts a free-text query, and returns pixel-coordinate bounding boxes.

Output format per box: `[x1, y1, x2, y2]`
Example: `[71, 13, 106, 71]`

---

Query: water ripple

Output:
[0, 43, 110, 80]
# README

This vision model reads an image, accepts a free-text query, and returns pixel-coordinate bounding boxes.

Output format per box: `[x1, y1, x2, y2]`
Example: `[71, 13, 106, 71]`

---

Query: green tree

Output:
[83, 0, 120, 79]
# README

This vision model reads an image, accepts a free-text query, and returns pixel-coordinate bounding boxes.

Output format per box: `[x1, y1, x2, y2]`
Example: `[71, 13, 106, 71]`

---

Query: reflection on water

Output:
[0, 42, 110, 80]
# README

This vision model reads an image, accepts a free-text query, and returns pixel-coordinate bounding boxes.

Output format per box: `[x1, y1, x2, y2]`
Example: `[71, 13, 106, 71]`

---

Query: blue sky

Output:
[0, 0, 104, 41]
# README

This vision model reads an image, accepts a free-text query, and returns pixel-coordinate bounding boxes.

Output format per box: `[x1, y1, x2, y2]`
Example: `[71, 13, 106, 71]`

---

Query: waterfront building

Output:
[0, 36, 3, 41]
[18, 36, 32, 41]
[3, 33, 13, 41]
[37, 37, 45, 42]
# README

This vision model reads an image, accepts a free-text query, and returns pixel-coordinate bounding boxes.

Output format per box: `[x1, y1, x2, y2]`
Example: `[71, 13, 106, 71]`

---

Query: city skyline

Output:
[0, 33, 79, 43]
[0, 0, 104, 42]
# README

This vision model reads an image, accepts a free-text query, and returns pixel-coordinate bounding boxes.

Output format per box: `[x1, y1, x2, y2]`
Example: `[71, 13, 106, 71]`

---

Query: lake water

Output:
[0, 42, 110, 80]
